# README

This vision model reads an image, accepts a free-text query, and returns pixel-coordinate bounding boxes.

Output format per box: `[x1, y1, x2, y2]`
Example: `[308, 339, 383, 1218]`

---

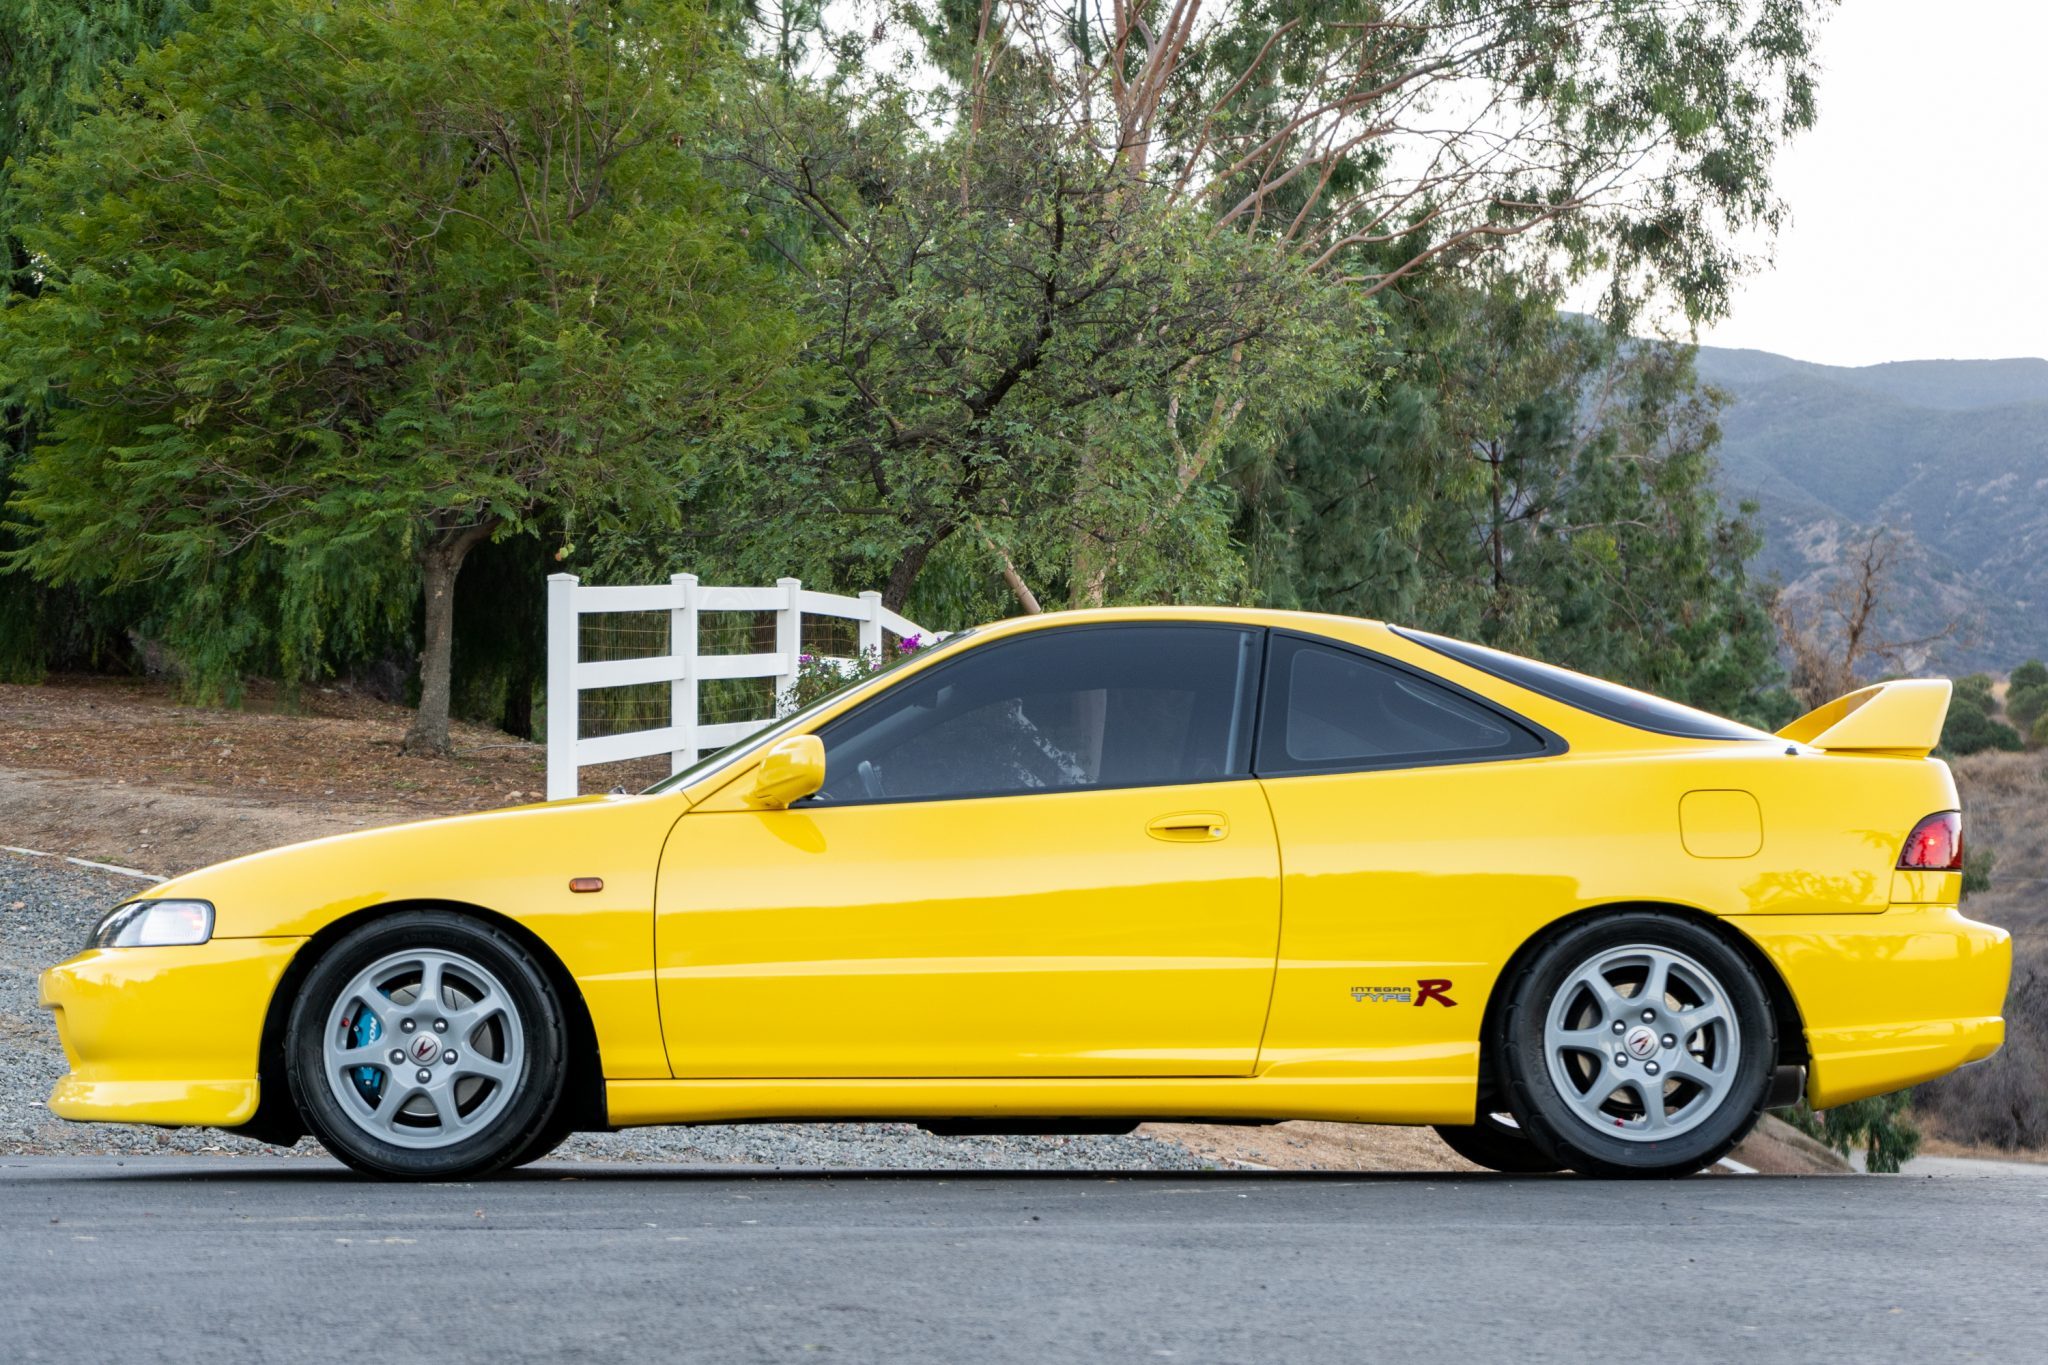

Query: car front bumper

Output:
[1736, 904, 2011, 1110]
[38, 937, 306, 1128]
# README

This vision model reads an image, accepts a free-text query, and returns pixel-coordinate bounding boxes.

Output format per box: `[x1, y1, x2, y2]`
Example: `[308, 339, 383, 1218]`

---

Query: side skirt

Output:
[605, 1074, 1475, 1129]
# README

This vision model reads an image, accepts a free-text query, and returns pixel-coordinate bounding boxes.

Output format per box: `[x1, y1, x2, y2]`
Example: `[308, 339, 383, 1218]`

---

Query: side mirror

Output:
[743, 734, 825, 810]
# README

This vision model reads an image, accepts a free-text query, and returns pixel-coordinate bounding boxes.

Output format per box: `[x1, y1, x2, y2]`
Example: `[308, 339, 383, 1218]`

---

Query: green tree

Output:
[2011, 659, 2048, 691]
[1236, 275, 1778, 717]
[674, 0, 1829, 618]
[1, 0, 204, 680]
[2, 0, 801, 751]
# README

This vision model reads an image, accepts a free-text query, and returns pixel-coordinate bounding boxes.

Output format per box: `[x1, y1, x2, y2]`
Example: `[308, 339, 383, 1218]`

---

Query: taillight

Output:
[1898, 811, 1963, 871]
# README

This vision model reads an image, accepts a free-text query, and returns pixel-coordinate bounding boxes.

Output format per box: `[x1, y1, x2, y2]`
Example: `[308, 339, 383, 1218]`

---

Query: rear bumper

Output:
[37, 937, 304, 1127]
[1732, 904, 2010, 1109]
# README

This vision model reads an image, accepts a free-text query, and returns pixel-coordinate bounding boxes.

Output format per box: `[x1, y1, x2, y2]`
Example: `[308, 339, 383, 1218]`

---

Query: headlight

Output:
[87, 899, 215, 949]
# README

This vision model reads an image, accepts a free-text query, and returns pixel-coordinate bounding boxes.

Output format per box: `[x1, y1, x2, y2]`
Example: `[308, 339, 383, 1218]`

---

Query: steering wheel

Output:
[857, 759, 884, 800]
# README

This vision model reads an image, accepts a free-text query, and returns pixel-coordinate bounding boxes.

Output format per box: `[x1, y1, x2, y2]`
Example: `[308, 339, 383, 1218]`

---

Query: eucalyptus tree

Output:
[2, 0, 802, 751]
[710, 0, 1828, 613]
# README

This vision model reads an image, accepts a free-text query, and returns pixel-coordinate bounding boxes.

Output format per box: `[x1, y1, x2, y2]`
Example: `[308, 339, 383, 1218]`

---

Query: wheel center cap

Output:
[1624, 1025, 1659, 1058]
[409, 1034, 441, 1066]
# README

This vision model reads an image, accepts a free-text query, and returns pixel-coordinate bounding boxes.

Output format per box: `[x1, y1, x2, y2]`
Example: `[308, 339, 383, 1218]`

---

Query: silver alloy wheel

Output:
[321, 948, 525, 1150]
[1541, 943, 1741, 1143]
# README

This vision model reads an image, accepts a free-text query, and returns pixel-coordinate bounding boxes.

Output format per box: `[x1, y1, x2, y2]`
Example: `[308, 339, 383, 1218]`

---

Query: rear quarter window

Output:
[1393, 627, 1770, 742]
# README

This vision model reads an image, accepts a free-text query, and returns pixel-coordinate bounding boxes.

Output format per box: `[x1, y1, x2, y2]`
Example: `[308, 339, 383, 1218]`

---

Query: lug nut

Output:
[400, 1019, 417, 1033]
[416, 1069, 432, 1083]
[1640, 1009, 1656, 1022]
[1612, 1021, 1626, 1034]
[1662, 1034, 1677, 1049]
[443, 1050, 458, 1065]
[388, 1049, 405, 1064]
[1645, 1061, 1661, 1076]
[1615, 1055, 1628, 1068]
[433, 1019, 448, 1033]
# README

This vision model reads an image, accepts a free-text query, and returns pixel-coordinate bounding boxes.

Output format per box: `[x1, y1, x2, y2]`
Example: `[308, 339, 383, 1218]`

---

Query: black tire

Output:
[286, 910, 568, 1180]
[1432, 1110, 1563, 1173]
[504, 1107, 579, 1170]
[1496, 912, 1775, 1179]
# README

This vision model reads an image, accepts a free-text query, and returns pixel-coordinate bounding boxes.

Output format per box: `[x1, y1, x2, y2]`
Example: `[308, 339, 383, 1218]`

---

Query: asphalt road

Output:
[4, 1157, 2044, 1363]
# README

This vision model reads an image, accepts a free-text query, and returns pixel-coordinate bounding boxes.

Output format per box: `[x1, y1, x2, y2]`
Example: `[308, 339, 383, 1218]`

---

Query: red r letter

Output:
[1414, 979, 1456, 1008]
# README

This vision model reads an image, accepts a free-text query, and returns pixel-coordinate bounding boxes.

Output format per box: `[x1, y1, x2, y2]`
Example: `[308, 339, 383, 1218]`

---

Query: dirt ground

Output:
[2, 673, 1853, 1173]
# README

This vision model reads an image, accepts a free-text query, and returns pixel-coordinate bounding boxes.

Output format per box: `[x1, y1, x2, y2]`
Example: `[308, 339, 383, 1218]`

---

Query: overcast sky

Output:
[1689, 0, 2048, 367]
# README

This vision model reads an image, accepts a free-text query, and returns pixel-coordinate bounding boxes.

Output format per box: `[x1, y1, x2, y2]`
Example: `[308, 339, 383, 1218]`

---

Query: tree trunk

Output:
[882, 526, 951, 613]
[402, 522, 494, 757]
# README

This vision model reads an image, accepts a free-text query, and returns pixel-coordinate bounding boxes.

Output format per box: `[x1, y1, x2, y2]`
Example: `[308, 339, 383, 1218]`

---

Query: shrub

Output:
[2007, 681, 2048, 734]
[776, 636, 929, 713]
[1787, 1092, 1922, 1173]
[1941, 698, 2023, 756]
[2012, 660, 2048, 691]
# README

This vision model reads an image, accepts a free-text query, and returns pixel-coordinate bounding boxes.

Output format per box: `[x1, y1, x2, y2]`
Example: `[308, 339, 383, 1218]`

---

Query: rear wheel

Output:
[1432, 1109, 1562, 1173]
[1497, 913, 1774, 1178]
[286, 911, 567, 1179]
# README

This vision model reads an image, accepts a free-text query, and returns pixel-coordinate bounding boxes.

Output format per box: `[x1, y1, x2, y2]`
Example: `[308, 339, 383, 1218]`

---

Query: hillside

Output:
[1693, 346, 2048, 671]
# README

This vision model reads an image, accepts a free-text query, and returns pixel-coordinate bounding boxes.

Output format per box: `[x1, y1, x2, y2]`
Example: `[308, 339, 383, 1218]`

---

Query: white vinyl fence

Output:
[545, 573, 929, 800]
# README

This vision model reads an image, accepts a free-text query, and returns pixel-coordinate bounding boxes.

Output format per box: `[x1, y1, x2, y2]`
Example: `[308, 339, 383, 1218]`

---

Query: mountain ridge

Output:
[1691, 342, 2048, 672]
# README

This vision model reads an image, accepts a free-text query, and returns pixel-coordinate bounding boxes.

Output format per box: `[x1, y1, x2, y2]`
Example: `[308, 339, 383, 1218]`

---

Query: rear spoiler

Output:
[1775, 679, 1953, 758]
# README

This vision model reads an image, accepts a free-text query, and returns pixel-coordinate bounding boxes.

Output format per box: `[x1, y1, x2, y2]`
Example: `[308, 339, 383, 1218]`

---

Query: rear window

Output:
[1393, 627, 1770, 742]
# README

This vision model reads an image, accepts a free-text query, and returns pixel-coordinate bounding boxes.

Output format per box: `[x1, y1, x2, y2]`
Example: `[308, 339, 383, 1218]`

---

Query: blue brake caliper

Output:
[349, 1007, 384, 1100]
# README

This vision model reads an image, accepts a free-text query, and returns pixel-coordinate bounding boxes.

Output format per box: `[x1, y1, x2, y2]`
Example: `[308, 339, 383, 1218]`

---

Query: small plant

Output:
[1786, 1091, 1923, 1173]
[777, 635, 928, 713]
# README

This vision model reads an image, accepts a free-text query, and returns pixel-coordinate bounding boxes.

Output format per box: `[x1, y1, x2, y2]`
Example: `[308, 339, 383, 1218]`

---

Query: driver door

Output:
[653, 622, 1280, 1078]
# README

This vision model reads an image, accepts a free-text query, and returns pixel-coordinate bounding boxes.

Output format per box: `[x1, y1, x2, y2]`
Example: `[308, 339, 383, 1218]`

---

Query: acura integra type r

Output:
[40, 608, 2010, 1178]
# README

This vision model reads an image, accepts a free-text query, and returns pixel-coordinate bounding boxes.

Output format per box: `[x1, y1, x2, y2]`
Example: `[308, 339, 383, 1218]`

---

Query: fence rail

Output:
[545, 573, 927, 800]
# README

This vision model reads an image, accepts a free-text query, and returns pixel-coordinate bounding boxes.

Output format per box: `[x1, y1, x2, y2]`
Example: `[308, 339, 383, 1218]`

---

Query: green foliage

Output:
[1789, 1092, 1923, 1174]
[688, 67, 1357, 619]
[1956, 673, 1997, 710]
[0, 0, 206, 679]
[1235, 274, 1780, 718]
[2006, 681, 2048, 734]
[1940, 693, 2023, 756]
[2, 0, 801, 719]
[2012, 659, 2048, 691]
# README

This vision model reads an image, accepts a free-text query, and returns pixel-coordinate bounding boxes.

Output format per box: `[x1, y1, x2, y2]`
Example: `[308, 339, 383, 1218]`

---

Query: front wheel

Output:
[1496, 913, 1775, 1178]
[285, 911, 568, 1179]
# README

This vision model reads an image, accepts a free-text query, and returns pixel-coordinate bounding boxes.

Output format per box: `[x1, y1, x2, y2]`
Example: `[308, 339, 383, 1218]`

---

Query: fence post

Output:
[857, 590, 883, 661]
[774, 577, 802, 714]
[545, 573, 579, 801]
[670, 573, 699, 774]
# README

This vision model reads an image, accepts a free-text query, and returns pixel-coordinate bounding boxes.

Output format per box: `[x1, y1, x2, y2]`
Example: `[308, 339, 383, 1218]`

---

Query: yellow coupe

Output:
[39, 608, 2010, 1178]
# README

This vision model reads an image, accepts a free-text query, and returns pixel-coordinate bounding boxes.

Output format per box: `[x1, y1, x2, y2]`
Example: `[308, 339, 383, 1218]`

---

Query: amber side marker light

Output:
[1898, 811, 1963, 871]
[568, 877, 605, 894]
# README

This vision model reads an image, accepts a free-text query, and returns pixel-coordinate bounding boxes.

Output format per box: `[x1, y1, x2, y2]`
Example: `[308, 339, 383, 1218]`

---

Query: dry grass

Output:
[1912, 748, 2048, 1150]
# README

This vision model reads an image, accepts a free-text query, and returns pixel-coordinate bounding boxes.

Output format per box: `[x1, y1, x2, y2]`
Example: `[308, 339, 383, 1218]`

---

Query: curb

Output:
[2, 844, 166, 884]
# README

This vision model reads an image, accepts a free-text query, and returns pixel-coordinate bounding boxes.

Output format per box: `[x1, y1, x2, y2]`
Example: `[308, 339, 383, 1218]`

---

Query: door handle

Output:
[1147, 812, 1229, 843]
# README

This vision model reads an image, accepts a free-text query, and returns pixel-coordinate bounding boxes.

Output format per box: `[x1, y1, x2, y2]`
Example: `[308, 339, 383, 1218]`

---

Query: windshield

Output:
[640, 629, 977, 795]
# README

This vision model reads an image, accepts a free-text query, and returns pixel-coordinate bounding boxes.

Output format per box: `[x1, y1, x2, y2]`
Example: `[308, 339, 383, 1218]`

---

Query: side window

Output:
[1257, 634, 1547, 775]
[812, 625, 1263, 803]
